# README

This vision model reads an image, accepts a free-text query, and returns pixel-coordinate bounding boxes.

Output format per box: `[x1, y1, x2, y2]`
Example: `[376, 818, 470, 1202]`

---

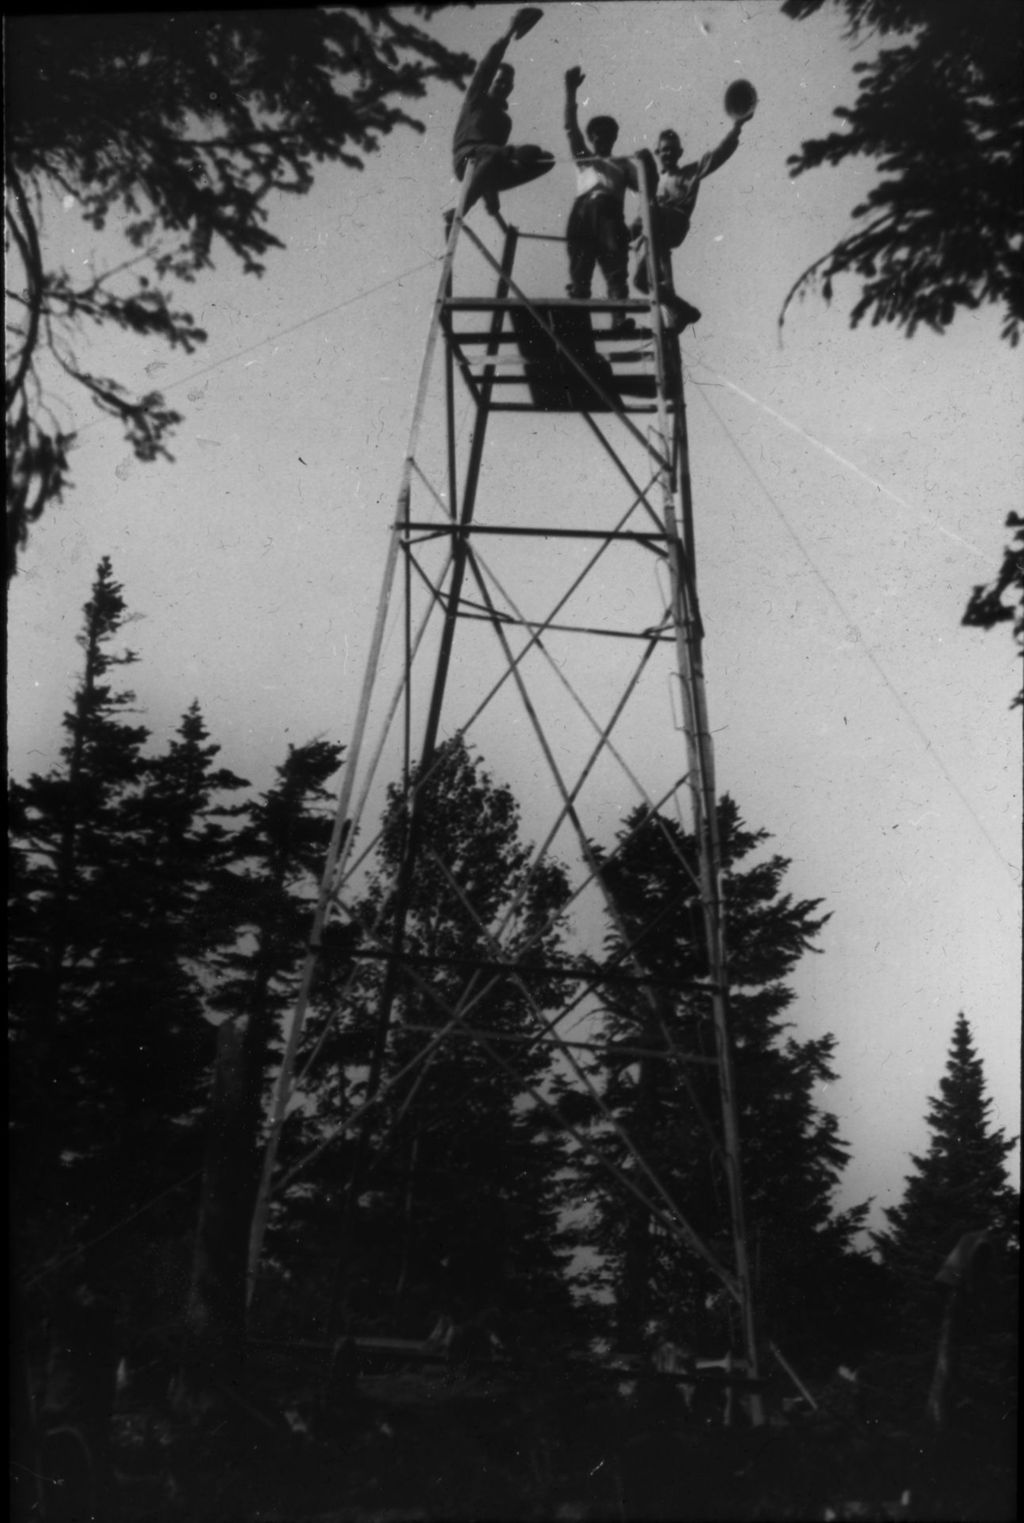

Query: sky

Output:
[8, 2, 1022, 1237]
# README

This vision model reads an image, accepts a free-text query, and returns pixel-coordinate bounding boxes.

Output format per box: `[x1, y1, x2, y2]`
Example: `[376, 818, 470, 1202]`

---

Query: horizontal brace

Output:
[464, 373, 657, 391]
[405, 521, 671, 545]
[507, 230, 568, 244]
[445, 297, 651, 312]
[447, 332, 653, 351]
[353, 947, 712, 991]
[487, 401, 660, 415]
[444, 331, 524, 346]
[438, 605, 673, 640]
[402, 1023, 719, 1064]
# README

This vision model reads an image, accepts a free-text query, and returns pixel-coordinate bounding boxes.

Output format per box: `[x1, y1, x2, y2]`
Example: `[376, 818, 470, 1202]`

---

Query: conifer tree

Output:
[81, 704, 252, 1221]
[865, 1014, 1018, 1470]
[130, 700, 251, 963]
[9, 558, 149, 1059]
[8, 562, 250, 1362]
[575, 798, 868, 1370]
[301, 737, 581, 1347]
[10, 558, 163, 1273]
[874, 1012, 1019, 1297]
[184, 739, 343, 1374]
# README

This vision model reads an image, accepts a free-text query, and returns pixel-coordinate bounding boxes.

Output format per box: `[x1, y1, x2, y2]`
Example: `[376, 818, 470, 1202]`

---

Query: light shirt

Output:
[574, 155, 634, 207]
[654, 128, 741, 244]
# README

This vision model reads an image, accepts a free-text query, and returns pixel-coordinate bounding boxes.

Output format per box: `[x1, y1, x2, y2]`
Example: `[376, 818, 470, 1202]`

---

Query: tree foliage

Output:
[7, 557, 349, 1405]
[8, 561, 246, 1338]
[5, 8, 473, 576]
[184, 738, 343, 1379]
[781, 0, 1024, 705]
[290, 736, 583, 1349]
[961, 510, 1024, 708]
[573, 799, 871, 1371]
[8, 566, 1018, 1505]
[873, 1013, 1019, 1296]
[780, 0, 1024, 343]
[863, 1014, 1019, 1453]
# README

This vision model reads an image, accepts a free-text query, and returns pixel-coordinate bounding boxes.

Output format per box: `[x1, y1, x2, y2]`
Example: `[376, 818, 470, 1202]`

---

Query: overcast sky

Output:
[8, 2, 1022, 1233]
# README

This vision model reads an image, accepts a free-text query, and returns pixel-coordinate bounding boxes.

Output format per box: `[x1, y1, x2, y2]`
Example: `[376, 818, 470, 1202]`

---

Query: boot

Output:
[663, 295, 702, 332]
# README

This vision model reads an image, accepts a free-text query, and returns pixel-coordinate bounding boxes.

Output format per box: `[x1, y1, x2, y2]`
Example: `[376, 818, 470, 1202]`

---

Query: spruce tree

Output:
[184, 738, 343, 1374]
[575, 798, 869, 1371]
[11, 558, 159, 1275]
[866, 1015, 1018, 1475]
[103, 701, 251, 1335]
[874, 1012, 1019, 1296]
[78, 704, 251, 1226]
[301, 736, 581, 1348]
[9, 561, 252, 1395]
[130, 700, 251, 962]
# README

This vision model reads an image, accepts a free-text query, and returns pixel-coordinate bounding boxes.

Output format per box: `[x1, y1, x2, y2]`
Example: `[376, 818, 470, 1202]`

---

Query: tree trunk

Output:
[178, 1017, 259, 1409]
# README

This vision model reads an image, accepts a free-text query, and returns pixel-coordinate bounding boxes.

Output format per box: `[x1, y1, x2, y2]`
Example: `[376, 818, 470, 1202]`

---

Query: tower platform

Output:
[442, 297, 666, 413]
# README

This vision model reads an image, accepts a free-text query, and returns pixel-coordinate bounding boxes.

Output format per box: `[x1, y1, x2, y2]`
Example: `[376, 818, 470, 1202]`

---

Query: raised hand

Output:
[511, 8, 543, 41]
[565, 65, 585, 91]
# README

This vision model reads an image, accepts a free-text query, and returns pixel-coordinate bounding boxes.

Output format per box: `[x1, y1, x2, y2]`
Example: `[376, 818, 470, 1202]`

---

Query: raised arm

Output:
[564, 66, 588, 159]
[466, 9, 543, 105]
[465, 30, 514, 106]
[696, 119, 743, 181]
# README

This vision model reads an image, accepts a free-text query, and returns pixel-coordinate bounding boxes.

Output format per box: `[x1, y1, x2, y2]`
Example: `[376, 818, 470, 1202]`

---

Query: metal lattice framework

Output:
[249, 166, 764, 1417]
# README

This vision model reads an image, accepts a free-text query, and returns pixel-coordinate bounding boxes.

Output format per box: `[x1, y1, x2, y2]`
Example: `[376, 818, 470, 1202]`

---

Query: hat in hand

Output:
[512, 8, 544, 40]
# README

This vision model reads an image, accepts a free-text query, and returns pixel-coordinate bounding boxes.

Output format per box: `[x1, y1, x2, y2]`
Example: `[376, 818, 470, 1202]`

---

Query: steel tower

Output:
[251, 167, 764, 1420]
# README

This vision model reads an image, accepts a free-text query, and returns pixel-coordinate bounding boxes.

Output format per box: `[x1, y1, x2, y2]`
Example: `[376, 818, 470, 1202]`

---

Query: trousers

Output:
[566, 191, 630, 300]
[633, 205, 692, 295]
[455, 143, 555, 215]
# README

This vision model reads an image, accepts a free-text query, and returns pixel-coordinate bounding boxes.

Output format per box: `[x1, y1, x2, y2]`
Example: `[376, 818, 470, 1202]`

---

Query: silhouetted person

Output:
[563, 65, 650, 336]
[451, 9, 554, 222]
[631, 121, 745, 330]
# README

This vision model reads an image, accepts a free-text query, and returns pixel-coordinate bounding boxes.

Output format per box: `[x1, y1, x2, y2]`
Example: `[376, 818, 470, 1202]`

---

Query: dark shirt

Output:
[453, 38, 512, 168]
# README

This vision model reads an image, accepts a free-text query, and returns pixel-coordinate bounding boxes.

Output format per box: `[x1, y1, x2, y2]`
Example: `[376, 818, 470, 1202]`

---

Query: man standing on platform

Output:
[563, 65, 653, 336]
[630, 120, 745, 330]
[451, 8, 554, 222]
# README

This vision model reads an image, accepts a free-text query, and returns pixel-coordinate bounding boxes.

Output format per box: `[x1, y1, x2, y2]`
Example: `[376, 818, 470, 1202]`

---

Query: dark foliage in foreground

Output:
[780, 0, 1024, 704]
[11, 562, 1018, 1521]
[5, 9, 472, 575]
[961, 511, 1024, 708]
[572, 800, 873, 1375]
[780, 0, 1023, 345]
